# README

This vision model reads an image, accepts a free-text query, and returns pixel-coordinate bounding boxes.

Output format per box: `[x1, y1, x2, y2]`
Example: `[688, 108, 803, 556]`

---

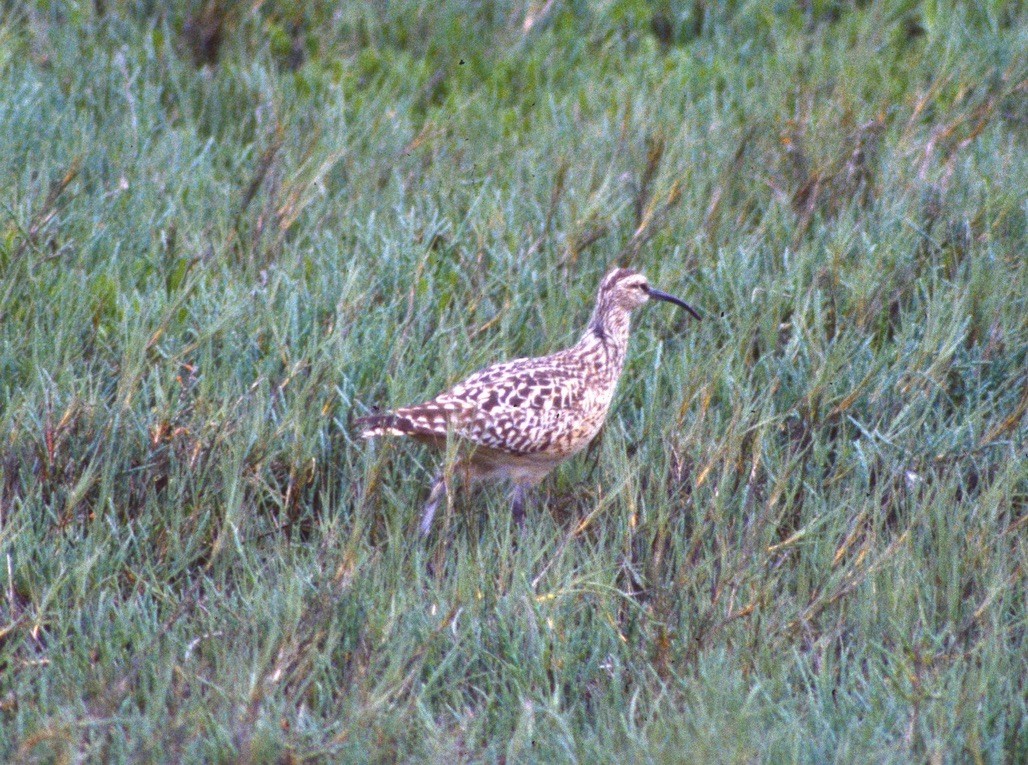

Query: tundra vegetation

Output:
[0, 1, 1025, 761]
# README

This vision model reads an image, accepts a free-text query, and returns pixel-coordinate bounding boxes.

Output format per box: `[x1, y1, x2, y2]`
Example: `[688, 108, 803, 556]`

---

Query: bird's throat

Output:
[582, 304, 632, 376]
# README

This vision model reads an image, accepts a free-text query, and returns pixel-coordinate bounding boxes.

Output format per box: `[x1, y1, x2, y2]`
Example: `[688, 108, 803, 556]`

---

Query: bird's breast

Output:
[542, 371, 620, 457]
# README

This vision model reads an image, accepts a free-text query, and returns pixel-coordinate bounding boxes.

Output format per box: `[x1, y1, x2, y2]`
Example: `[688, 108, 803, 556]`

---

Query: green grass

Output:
[0, 0, 1025, 761]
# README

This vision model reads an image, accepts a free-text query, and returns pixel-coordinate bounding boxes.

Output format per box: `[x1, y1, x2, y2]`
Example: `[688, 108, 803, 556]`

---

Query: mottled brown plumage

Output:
[357, 267, 700, 534]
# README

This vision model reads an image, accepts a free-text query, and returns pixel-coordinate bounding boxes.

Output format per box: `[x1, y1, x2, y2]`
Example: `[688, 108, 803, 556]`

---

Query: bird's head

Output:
[596, 267, 701, 319]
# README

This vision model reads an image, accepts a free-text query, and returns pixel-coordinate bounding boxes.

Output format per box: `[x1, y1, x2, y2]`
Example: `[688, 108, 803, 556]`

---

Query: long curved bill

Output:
[647, 287, 702, 321]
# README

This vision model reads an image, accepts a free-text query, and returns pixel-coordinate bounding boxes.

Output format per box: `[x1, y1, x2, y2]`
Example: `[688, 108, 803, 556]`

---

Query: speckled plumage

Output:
[357, 267, 700, 534]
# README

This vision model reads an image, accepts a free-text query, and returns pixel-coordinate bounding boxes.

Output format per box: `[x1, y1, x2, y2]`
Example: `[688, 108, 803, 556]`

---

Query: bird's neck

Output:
[577, 300, 632, 374]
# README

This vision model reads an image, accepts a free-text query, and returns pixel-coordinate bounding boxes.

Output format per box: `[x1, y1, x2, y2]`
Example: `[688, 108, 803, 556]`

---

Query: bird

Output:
[356, 267, 701, 535]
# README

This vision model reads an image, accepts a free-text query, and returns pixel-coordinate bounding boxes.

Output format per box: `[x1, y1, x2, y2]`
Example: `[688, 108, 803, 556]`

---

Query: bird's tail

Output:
[355, 405, 455, 438]
[355, 412, 418, 437]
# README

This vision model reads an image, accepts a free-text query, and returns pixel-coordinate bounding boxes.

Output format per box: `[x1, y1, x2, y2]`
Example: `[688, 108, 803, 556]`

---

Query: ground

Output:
[0, 1, 1025, 761]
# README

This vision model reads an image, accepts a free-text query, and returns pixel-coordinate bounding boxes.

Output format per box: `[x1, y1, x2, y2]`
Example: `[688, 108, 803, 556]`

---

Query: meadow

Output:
[0, 1, 1025, 761]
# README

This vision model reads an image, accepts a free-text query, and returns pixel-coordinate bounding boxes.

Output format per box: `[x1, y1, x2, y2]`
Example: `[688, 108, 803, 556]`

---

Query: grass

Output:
[0, 0, 1025, 761]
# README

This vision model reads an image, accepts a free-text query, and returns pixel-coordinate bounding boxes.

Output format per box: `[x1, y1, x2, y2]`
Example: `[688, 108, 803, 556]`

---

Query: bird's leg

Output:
[510, 482, 528, 528]
[420, 471, 447, 537]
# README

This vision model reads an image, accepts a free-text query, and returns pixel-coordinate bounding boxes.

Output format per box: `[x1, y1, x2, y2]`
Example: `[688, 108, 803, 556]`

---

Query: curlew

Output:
[356, 267, 701, 535]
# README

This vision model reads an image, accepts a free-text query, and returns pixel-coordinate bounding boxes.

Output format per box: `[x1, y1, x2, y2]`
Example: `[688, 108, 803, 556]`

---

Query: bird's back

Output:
[358, 341, 623, 459]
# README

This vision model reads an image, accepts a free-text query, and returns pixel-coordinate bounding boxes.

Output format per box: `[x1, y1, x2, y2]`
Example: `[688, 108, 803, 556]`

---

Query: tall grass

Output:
[0, 1, 1025, 761]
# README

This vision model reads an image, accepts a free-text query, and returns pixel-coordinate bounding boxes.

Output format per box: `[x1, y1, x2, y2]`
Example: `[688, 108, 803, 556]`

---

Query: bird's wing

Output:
[359, 355, 591, 455]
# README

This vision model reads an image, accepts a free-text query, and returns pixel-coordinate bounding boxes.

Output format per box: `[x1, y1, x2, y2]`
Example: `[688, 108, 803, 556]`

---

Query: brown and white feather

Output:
[357, 267, 696, 490]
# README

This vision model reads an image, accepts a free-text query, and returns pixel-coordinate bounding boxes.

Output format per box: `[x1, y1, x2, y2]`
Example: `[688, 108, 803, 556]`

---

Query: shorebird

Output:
[357, 267, 700, 535]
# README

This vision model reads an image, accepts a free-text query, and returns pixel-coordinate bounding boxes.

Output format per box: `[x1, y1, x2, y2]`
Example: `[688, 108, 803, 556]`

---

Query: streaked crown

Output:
[596, 267, 653, 310]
